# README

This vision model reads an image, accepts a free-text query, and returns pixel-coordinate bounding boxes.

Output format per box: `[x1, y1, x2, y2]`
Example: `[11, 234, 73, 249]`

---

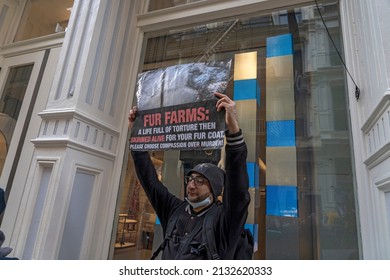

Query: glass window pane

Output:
[14, 0, 74, 42]
[148, 0, 203, 12]
[0, 64, 33, 175]
[113, 153, 162, 259]
[116, 0, 359, 260]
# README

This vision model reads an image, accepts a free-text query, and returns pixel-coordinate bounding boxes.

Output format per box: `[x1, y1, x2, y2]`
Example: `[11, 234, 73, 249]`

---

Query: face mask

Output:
[185, 194, 212, 209]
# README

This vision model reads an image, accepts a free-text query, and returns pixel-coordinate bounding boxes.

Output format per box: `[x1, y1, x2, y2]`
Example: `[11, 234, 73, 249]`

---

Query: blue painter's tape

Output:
[245, 224, 255, 236]
[266, 185, 298, 217]
[266, 120, 296, 147]
[266, 34, 293, 58]
[247, 162, 259, 188]
[234, 79, 260, 105]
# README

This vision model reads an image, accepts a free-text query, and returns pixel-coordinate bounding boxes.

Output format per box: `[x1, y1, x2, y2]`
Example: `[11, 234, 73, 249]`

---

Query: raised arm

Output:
[128, 107, 182, 231]
[215, 93, 250, 251]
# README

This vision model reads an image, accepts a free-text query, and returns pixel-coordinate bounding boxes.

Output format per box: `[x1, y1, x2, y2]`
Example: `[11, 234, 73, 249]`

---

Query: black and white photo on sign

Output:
[136, 60, 232, 110]
[130, 60, 232, 151]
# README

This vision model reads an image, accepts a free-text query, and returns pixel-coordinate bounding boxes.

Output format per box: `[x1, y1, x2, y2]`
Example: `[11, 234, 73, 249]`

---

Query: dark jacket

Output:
[131, 130, 250, 259]
[0, 188, 5, 215]
[1, 188, 18, 260]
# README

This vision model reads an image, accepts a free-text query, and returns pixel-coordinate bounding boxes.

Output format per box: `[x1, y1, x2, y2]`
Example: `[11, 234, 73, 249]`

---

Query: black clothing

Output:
[1, 188, 18, 260]
[131, 130, 250, 259]
[0, 188, 5, 215]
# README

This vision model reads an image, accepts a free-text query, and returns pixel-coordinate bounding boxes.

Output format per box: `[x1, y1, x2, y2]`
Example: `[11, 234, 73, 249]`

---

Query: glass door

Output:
[0, 50, 47, 195]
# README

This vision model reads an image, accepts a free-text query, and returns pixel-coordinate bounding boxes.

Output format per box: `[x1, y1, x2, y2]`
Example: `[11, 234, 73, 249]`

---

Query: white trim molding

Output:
[362, 91, 390, 169]
[373, 173, 390, 259]
[31, 108, 120, 160]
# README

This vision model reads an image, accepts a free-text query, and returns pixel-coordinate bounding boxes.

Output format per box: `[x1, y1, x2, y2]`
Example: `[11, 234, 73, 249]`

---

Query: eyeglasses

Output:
[185, 175, 208, 187]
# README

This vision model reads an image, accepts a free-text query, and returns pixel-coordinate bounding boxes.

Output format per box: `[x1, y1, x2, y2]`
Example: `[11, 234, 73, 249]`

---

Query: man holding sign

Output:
[128, 92, 250, 260]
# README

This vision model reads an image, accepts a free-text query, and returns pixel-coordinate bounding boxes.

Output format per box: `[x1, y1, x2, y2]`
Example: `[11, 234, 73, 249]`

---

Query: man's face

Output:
[185, 172, 212, 203]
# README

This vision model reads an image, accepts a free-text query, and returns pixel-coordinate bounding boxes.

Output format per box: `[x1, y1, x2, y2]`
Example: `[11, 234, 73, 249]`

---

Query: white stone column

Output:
[4, 0, 144, 259]
[340, 0, 390, 259]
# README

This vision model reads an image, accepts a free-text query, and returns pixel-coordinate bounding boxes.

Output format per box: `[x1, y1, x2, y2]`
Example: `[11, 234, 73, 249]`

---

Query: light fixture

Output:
[234, 52, 257, 81]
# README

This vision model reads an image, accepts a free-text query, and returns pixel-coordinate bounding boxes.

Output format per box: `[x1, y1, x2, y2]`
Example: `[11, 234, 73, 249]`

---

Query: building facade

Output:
[0, 0, 389, 260]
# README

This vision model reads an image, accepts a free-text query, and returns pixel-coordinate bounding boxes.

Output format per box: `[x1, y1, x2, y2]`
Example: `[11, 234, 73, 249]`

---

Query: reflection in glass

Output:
[148, 0, 203, 12]
[113, 153, 160, 259]
[0, 65, 33, 175]
[14, 0, 74, 42]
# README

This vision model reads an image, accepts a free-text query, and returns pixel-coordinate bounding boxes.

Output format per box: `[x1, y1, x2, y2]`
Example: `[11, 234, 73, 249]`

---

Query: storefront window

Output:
[114, 0, 359, 260]
[13, 0, 74, 42]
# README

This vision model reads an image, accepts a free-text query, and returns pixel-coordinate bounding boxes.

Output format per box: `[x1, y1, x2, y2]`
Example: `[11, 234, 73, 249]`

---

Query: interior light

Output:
[234, 52, 257, 81]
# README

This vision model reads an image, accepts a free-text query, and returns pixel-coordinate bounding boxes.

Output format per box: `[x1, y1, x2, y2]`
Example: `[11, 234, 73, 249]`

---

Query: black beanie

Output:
[187, 163, 225, 199]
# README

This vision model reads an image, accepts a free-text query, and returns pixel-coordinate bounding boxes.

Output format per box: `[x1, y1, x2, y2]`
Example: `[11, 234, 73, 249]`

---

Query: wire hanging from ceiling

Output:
[314, 0, 361, 100]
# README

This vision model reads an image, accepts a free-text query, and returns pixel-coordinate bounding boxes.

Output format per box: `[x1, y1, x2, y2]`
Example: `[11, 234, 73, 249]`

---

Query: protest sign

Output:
[130, 100, 225, 151]
[130, 60, 231, 151]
